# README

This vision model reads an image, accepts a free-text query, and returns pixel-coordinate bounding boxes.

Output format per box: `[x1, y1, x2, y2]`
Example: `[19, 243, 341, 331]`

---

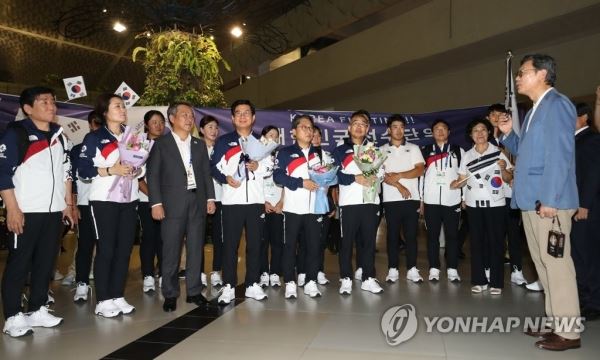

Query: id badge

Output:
[187, 165, 197, 190]
[547, 230, 565, 258]
[435, 171, 447, 186]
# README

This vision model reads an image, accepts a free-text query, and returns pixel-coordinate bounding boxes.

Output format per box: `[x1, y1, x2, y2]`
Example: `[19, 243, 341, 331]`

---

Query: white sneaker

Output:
[285, 281, 297, 299]
[269, 274, 281, 287]
[386, 268, 399, 283]
[53, 270, 64, 281]
[94, 299, 122, 318]
[143, 276, 155, 293]
[297, 273, 306, 287]
[526, 280, 544, 292]
[428, 268, 440, 281]
[317, 272, 330, 285]
[339, 277, 352, 295]
[218, 284, 235, 304]
[3, 313, 33, 337]
[46, 290, 55, 305]
[26, 306, 62, 328]
[485, 268, 490, 282]
[471, 284, 489, 293]
[361, 277, 383, 294]
[245, 283, 268, 301]
[259, 272, 270, 287]
[210, 272, 223, 287]
[354, 268, 363, 281]
[406, 267, 423, 283]
[304, 280, 321, 298]
[447, 268, 461, 282]
[61, 272, 75, 286]
[201, 273, 208, 287]
[73, 282, 89, 302]
[113, 297, 135, 314]
[510, 266, 527, 286]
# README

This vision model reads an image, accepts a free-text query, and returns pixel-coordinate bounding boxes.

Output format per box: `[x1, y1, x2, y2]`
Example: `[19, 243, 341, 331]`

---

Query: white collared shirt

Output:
[575, 126, 589, 136]
[172, 131, 191, 166]
[526, 87, 553, 132]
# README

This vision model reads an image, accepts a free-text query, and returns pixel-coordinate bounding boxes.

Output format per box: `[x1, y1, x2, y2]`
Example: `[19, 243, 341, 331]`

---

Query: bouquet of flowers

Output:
[353, 142, 387, 203]
[107, 125, 154, 202]
[234, 135, 278, 181]
[308, 162, 339, 214]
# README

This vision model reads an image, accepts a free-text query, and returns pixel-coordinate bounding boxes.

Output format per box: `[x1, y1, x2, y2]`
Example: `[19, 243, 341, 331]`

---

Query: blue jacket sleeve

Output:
[78, 133, 99, 180]
[273, 150, 303, 190]
[539, 99, 576, 207]
[69, 144, 81, 195]
[500, 131, 520, 157]
[0, 129, 20, 191]
[333, 147, 355, 186]
[210, 137, 228, 184]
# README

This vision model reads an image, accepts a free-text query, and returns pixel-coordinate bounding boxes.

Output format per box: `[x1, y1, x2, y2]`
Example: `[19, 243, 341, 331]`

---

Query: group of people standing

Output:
[1, 53, 598, 353]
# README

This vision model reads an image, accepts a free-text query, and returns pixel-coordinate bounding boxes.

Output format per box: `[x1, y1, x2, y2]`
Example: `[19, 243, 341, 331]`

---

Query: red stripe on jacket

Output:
[23, 140, 50, 163]
[225, 145, 241, 163]
[425, 152, 449, 168]
[342, 154, 354, 169]
[100, 141, 118, 159]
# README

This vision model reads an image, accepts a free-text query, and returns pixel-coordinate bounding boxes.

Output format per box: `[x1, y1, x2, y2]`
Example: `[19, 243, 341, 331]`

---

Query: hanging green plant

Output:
[132, 30, 230, 107]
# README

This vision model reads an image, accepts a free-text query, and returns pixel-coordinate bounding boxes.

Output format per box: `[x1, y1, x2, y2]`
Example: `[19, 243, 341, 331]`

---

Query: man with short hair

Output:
[211, 99, 272, 304]
[381, 114, 425, 283]
[499, 54, 581, 350]
[147, 102, 215, 312]
[0, 86, 74, 337]
[571, 102, 600, 321]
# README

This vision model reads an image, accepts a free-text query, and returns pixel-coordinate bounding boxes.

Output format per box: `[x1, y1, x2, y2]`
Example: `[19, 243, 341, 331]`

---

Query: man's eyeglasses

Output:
[296, 125, 314, 132]
[234, 111, 252, 117]
[516, 68, 537, 78]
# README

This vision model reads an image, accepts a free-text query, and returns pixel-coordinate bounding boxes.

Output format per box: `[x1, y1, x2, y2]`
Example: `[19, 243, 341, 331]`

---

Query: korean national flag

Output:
[115, 81, 140, 108]
[63, 76, 87, 100]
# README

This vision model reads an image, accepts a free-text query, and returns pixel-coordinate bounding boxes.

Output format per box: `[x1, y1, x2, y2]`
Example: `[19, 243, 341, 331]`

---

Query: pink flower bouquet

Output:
[106, 126, 154, 202]
[353, 143, 387, 203]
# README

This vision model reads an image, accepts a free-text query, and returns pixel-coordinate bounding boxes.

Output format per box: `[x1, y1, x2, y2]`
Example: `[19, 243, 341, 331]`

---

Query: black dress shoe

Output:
[186, 293, 210, 305]
[163, 297, 177, 312]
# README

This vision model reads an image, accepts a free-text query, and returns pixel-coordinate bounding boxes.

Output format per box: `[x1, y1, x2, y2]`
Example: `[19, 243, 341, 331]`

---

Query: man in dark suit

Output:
[147, 102, 215, 312]
[499, 54, 581, 350]
[572, 102, 600, 321]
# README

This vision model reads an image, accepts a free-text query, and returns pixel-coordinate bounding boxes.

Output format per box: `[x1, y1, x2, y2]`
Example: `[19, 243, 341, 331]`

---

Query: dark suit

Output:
[146, 132, 215, 299]
[572, 127, 600, 311]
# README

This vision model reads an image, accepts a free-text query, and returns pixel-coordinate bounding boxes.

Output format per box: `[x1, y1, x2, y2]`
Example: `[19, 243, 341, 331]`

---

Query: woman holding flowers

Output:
[79, 94, 141, 318]
[273, 115, 323, 299]
[332, 110, 385, 295]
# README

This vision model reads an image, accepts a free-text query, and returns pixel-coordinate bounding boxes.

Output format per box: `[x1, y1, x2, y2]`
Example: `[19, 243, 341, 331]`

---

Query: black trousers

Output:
[339, 204, 379, 280]
[383, 200, 420, 270]
[260, 211, 283, 275]
[318, 214, 331, 271]
[424, 203, 461, 269]
[282, 212, 322, 282]
[160, 192, 206, 299]
[138, 202, 162, 277]
[90, 201, 138, 302]
[571, 212, 600, 310]
[2, 212, 62, 319]
[504, 199, 523, 270]
[205, 201, 223, 272]
[75, 205, 97, 284]
[222, 204, 264, 287]
[466, 206, 505, 288]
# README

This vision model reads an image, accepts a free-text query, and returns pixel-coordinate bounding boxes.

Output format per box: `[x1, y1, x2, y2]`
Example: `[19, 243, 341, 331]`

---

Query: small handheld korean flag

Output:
[63, 76, 87, 100]
[115, 81, 140, 108]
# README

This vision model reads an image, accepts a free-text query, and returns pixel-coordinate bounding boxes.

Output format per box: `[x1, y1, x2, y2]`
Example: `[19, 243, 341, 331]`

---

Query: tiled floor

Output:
[1, 224, 598, 359]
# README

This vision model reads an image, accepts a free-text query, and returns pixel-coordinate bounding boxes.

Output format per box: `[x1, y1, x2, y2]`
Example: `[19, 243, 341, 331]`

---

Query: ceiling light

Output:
[245, 75, 251, 79]
[230, 26, 243, 38]
[113, 21, 126, 32]
[209, 35, 215, 40]
[102, 8, 107, 13]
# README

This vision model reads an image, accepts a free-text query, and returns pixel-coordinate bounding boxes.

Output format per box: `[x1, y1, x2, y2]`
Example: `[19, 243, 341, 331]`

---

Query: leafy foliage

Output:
[132, 30, 230, 107]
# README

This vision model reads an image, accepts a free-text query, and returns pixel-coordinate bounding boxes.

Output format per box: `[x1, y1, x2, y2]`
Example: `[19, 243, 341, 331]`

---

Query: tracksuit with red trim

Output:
[79, 125, 139, 303]
[332, 138, 381, 282]
[0, 118, 70, 319]
[273, 144, 323, 285]
[211, 131, 273, 288]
